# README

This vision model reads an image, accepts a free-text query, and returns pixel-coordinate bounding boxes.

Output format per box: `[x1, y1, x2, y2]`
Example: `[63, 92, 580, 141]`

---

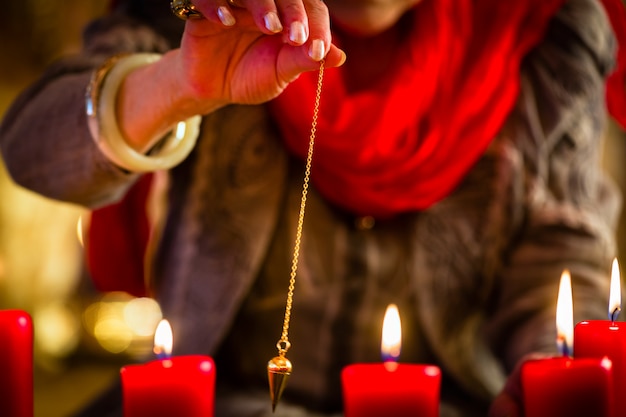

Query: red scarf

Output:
[269, 0, 566, 219]
[602, 0, 626, 128]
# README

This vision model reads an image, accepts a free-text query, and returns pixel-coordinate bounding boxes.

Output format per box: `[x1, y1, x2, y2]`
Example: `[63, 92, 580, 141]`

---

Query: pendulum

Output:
[267, 344, 292, 412]
[267, 59, 325, 412]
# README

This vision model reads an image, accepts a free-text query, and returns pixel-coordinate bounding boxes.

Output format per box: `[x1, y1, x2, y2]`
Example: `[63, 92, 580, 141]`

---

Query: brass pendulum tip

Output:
[267, 355, 292, 412]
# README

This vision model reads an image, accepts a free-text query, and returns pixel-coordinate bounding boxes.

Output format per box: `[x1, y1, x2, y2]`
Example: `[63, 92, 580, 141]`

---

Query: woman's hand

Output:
[177, 0, 346, 108]
[489, 353, 550, 417]
[117, 0, 345, 151]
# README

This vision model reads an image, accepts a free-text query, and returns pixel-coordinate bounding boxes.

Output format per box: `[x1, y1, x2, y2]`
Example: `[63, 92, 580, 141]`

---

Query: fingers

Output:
[192, 0, 334, 61]
[215, 3, 236, 27]
[300, 0, 332, 61]
[489, 392, 521, 417]
[231, 0, 332, 61]
[488, 352, 551, 417]
[237, 0, 286, 34]
[276, 42, 345, 87]
[228, 0, 313, 40]
[195, 0, 291, 35]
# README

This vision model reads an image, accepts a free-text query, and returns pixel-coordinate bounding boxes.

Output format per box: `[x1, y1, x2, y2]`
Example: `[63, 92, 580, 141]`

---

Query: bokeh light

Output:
[83, 292, 162, 358]
[34, 303, 80, 358]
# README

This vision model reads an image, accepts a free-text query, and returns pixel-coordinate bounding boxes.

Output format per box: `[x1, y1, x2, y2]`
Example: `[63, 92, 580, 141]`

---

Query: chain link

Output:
[277, 60, 325, 356]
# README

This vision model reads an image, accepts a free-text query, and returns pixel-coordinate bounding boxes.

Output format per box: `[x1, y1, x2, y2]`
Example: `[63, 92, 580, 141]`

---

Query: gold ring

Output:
[170, 0, 204, 20]
[227, 0, 243, 7]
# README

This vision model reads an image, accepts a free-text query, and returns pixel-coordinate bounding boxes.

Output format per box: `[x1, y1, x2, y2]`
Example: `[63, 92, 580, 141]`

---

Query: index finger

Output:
[301, 0, 332, 61]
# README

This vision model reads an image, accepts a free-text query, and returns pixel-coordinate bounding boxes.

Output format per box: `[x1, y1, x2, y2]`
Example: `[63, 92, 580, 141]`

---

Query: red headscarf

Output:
[270, 0, 567, 218]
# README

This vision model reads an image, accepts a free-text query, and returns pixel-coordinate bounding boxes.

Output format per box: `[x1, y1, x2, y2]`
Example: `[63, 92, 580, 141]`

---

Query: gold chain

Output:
[276, 60, 325, 356]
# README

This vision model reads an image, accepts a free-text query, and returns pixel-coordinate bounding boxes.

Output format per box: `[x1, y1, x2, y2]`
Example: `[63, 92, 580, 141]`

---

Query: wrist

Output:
[114, 52, 191, 149]
[86, 53, 202, 172]
[155, 49, 228, 118]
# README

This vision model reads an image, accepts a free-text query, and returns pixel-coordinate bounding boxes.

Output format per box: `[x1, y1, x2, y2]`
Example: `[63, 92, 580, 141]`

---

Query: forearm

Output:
[487, 229, 615, 371]
[116, 49, 224, 152]
[0, 65, 137, 207]
[485, 0, 621, 371]
[0, 12, 182, 206]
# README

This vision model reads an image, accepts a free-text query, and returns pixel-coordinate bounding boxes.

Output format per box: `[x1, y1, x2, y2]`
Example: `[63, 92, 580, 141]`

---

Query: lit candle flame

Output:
[556, 270, 573, 357]
[609, 258, 621, 323]
[381, 304, 401, 371]
[153, 319, 173, 359]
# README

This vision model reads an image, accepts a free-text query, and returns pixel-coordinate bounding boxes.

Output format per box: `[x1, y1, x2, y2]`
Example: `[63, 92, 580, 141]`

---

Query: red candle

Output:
[522, 356, 614, 417]
[121, 319, 215, 417]
[522, 270, 615, 417]
[0, 310, 33, 417]
[575, 258, 626, 417]
[341, 304, 441, 417]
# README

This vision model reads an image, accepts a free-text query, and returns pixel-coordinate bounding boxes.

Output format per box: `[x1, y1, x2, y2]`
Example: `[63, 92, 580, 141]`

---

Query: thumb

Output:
[489, 392, 522, 417]
[276, 43, 346, 85]
[489, 352, 552, 417]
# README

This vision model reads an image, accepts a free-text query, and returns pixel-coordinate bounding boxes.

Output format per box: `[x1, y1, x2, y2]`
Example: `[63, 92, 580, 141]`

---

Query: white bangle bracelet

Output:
[86, 53, 201, 172]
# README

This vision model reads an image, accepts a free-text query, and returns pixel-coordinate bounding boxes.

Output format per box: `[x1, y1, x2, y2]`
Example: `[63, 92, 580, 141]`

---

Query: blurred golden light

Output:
[34, 303, 80, 358]
[83, 292, 163, 357]
[0, 256, 5, 283]
[124, 297, 163, 337]
[93, 296, 133, 353]
[94, 316, 133, 354]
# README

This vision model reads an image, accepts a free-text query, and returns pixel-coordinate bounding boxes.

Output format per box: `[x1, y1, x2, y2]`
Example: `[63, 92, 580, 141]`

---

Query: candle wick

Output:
[384, 361, 399, 372]
[557, 336, 571, 358]
[154, 346, 171, 360]
[610, 307, 621, 325]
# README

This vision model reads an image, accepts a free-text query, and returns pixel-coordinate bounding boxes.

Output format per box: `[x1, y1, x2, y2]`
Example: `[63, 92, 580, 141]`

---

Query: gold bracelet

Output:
[86, 53, 201, 172]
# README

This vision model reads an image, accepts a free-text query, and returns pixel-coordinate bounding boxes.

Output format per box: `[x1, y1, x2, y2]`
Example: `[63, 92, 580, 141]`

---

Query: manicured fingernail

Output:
[308, 39, 325, 61]
[337, 50, 347, 66]
[217, 6, 236, 26]
[264, 11, 283, 33]
[289, 21, 308, 45]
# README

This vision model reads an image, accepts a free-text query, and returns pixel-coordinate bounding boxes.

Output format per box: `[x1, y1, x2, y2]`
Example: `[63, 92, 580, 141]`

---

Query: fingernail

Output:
[264, 11, 283, 33]
[217, 6, 236, 26]
[289, 21, 308, 45]
[337, 50, 347, 66]
[308, 39, 325, 61]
